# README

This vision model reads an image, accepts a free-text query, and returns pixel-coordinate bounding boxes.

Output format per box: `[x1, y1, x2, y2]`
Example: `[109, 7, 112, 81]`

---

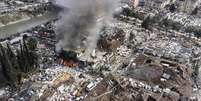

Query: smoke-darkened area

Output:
[55, 0, 119, 51]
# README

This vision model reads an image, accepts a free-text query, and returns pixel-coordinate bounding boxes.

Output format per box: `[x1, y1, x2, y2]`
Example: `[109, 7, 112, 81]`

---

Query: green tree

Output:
[0, 39, 39, 87]
[169, 4, 176, 13]
[141, 16, 152, 30]
[0, 44, 18, 86]
[27, 37, 38, 51]
[6, 43, 19, 70]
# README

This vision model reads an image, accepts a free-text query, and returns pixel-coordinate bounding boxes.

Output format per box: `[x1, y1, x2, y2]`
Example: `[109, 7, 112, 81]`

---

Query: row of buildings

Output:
[131, 0, 199, 13]
[131, 0, 175, 8]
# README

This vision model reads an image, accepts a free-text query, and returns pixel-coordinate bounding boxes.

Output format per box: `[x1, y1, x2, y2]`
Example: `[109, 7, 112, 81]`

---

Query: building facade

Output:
[143, 0, 172, 9]
[132, 0, 139, 8]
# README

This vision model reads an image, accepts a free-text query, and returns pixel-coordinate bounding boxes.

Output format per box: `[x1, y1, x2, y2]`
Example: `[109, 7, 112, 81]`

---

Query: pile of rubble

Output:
[0, 0, 201, 101]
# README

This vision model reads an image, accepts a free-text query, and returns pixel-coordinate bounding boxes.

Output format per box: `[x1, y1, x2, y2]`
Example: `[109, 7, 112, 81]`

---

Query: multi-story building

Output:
[177, 0, 198, 13]
[132, 0, 139, 8]
[143, 0, 173, 9]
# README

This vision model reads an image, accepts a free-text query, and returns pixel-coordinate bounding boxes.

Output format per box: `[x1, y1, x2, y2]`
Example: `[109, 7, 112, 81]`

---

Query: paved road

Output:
[0, 13, 56, 39]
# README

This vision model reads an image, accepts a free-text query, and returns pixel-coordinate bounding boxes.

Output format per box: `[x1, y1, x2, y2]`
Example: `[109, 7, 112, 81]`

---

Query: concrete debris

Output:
[117, 45, 131, 57]
[0, 0, 201, 101]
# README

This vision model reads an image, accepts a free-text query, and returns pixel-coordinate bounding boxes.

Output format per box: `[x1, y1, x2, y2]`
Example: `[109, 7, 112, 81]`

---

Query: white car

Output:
[86, 82, 96, 91]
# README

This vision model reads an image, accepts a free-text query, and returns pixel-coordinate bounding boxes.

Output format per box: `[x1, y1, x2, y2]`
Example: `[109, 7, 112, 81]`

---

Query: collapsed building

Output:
[97, 27, 125, 52]
[87, 53, 194, 101]
[1, 0, 201, 100]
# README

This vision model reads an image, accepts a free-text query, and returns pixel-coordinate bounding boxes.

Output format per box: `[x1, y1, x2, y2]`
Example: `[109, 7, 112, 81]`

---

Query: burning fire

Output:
[59, 59, 79, 67]
[58, 50, 79, 67]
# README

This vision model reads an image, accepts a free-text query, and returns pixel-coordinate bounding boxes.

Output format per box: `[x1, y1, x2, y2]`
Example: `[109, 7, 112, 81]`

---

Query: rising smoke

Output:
[55, 0, 119, 52]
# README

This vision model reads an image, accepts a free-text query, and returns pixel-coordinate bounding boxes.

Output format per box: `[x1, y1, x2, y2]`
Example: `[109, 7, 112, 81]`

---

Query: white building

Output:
[144, 0, 172, 9]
